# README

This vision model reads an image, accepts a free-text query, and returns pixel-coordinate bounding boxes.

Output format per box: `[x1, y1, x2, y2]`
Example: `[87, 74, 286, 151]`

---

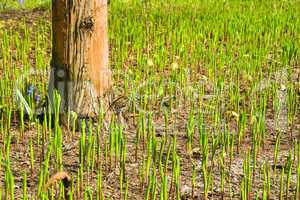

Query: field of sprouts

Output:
[0, 0, 300, 199]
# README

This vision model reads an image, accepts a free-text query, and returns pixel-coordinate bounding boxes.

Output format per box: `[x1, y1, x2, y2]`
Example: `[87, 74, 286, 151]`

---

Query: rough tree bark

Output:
[49, 0, 111, 118]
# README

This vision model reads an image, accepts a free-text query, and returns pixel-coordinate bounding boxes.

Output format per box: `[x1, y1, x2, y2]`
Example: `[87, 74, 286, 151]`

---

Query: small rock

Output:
[181, 185, 192, 199]
[280, 84, 286, 91]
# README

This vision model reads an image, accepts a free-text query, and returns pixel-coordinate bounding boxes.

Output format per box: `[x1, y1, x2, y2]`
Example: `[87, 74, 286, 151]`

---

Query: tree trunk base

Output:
[51, 0, 111, 120]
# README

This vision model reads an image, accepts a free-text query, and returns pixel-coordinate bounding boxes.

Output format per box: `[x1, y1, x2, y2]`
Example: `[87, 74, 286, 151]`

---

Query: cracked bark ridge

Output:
[50, 0, 112, 118]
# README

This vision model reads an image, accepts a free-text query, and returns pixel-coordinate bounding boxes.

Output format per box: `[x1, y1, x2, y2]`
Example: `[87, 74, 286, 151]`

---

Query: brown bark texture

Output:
[49, 0, 111, 117]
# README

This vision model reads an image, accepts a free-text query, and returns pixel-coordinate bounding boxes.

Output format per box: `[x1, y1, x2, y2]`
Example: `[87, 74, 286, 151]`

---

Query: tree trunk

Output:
[49, 0, 111, 118]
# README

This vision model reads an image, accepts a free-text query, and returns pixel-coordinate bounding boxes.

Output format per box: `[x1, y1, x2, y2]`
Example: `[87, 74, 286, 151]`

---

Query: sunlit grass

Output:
[0, 0, 51, 11]
[0, 0, 299, 199]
